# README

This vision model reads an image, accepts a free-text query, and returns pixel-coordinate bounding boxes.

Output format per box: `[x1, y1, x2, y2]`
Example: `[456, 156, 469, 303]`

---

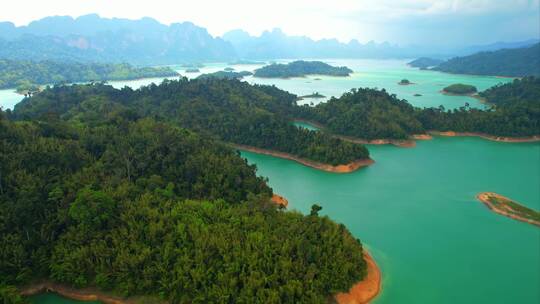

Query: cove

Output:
[241, 136, 540, 304]
[28, 293, 100, 304]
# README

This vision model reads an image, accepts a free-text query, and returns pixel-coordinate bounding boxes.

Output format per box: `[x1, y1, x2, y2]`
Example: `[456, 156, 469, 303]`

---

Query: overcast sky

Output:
[0, 0, 538, 46]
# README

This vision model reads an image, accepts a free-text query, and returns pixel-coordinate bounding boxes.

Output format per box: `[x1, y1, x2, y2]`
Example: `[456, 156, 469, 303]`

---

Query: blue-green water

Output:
[0, 60, 511, 111]
[28, 293, 100, 304]
[293, 121, 320, 131]
[241, 137, 540, 304]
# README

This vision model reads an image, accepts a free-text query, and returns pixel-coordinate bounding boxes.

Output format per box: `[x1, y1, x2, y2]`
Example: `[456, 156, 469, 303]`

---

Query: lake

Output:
[12, 59, 537, 303]
[1, 59, 512, 111]
[241, 136, 540, 304]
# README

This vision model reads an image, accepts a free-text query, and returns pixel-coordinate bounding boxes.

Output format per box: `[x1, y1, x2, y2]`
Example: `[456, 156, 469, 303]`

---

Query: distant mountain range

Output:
[0, 14, 235, 64]
[221, 28, 421, 59]
[0, 14, 538, 65]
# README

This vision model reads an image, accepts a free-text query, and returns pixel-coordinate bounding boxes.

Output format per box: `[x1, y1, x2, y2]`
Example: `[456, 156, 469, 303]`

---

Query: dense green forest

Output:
[296, 88, 425, 140]
[442, 84, 477, 95]
[0, 59, 179, 89]
[433, 43, 540, 77]
[254, 61, 353, 78]
[12, 78, 369, 166]
[0, 110, 366, 303]
[296, 77, 540, 139]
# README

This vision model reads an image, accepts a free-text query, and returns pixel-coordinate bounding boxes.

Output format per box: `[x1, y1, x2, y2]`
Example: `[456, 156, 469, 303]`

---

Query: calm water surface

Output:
[28, 293, 100, 304]
[1, 59, 512, 111]
[241, 137, 540, 304]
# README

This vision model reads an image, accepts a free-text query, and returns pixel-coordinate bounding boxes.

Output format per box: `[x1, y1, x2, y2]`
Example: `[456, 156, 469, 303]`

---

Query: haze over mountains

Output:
[0, 14, 538, 65]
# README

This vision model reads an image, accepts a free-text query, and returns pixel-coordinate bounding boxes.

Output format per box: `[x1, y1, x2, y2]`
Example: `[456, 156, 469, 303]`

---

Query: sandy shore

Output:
[336, 134, 417, 148]
[335, 251, 382, 304]
[430, 131, 540, 143]
[271, 194, 289, 208]
[20, 282, 135, 304]
[233, 144, 374, 173]
[476, 192, 540, 227]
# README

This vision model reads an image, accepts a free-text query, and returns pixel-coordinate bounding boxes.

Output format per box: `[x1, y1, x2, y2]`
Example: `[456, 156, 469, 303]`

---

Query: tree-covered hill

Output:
[254, 61, 353, 78]
[433, 43, 540, 77]
[296, 77, 540, 139]
[0, 112, 366, 303]
[12, 78, 369, 166]
[0, 59, 179, 90]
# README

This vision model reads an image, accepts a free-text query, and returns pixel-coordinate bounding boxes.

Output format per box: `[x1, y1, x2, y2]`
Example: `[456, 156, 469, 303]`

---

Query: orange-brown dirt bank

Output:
[335, 251, 382, 304]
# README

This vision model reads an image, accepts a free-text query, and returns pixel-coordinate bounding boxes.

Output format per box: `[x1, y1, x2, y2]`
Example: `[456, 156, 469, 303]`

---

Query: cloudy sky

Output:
[0, 0, 538, 46]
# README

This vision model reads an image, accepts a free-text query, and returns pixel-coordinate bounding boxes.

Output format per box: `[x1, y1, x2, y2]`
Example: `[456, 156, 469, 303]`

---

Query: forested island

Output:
[197, 70, 253, 80]
[298, 92, 326, 99]
[442, 84, 477, 95]
[433, 43, 540, 77]
[294, 77, 540, 141]
[254, 61, 353, 78]
[12, 78, 370, 170]
[0, 101, 371, 303]
[0, 59, 179, 90]
[398, 79, 413, 85]
[408, 57, 444, 69]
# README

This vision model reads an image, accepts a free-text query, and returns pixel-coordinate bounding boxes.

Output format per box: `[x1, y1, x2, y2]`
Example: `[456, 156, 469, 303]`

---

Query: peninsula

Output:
[476, 192, 540, 227]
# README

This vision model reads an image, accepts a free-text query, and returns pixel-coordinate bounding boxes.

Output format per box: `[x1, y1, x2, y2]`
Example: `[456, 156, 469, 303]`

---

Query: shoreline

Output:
[234, 144, 374, 173]
[439, 91, 487, 103]
[20, 282, 134, 304]
[336, 134, 417, 148]
[335, 250, 382, 304]
[270, 194, 289, 208]
[292, 119, 326, 130]
[430, 131, 540, 143]
[476, 192, 540, 227]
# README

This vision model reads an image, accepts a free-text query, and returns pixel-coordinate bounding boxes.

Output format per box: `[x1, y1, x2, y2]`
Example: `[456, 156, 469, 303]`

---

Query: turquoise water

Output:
[293, 121, 320, 131]
[28, 293, 100, 304]
[241, 137, 540, 304]
[0, 60, 511, 111]
[222, 59, 512, 109]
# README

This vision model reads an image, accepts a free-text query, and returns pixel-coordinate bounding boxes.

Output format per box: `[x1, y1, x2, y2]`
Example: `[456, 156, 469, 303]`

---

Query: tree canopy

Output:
[254, 61, 353, 78]
[13, 78, 369, 166]
[0, 110, 366, 303]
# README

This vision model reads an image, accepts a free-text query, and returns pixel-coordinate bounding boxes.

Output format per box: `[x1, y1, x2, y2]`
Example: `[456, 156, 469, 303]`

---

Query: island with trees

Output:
[0, 97, 375, 303]
[442, 83, 478, 95]
[12, 78, 371, 172]
[197, 70, 253, 80]
[184, 68, 200, 73]
[408, 57, 444, 69]
[298, 92, 326, 99]
[0, 59, 180, 90]
[254, 60, 353, 78]
[476, 193, 540, 227]
[398, 79, 413, 85]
